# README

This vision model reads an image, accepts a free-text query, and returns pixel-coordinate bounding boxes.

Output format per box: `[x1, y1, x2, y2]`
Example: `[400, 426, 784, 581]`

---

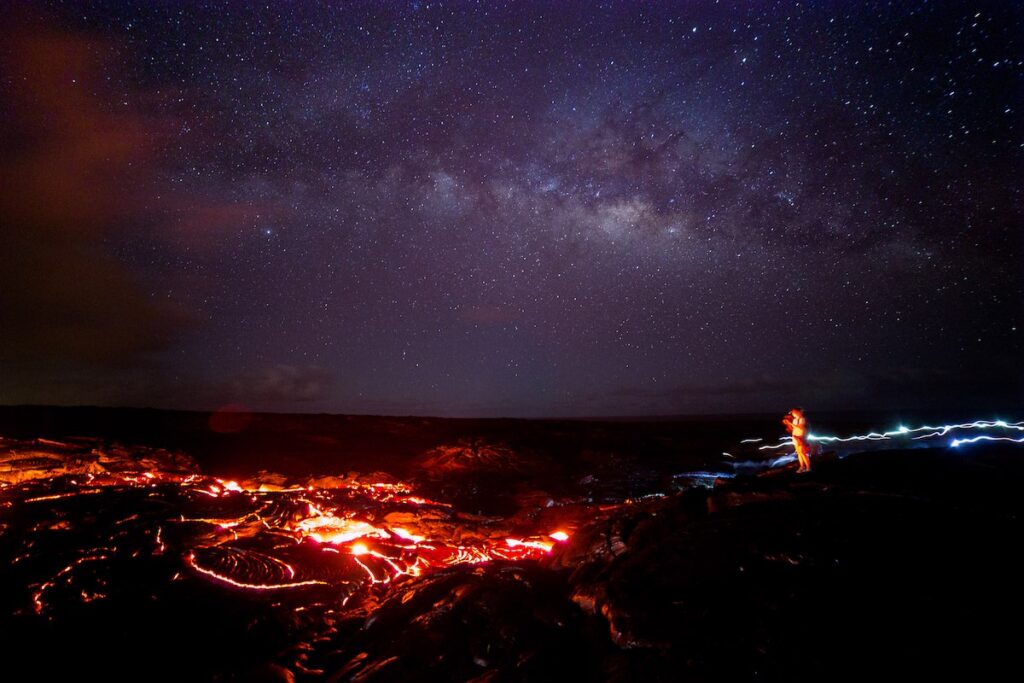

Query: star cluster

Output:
[1, 1, 1020, 415]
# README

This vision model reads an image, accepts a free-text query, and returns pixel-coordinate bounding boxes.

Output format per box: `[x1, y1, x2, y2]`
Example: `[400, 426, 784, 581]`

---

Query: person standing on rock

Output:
[783, 408, 812, 473]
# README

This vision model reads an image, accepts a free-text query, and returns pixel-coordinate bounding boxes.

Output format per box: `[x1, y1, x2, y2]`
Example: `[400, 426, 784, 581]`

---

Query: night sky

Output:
[2, 1, 1021, 417]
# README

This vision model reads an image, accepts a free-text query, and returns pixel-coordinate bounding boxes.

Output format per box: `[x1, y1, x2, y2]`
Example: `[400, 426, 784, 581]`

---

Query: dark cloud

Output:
[230, 365, 334, 405]
[0, 16, 192, 368]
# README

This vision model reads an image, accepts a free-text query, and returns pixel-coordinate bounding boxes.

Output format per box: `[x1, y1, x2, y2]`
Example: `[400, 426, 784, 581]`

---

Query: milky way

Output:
[1, 1, 1021, 415]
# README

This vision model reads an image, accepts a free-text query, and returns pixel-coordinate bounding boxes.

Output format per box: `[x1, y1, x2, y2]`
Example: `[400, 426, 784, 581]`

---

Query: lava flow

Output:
[180, 477, 569, 592]
[4, 418, 1022, 681]
[0, 435, 572, 621]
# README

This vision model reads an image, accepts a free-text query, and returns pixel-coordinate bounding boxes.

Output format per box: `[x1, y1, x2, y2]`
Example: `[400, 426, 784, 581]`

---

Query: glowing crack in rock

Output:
[9, 416, 1013, 620]
[186, 551, 330, 590]
[1, 449, 575, 616]
[293, 517, 390, 545]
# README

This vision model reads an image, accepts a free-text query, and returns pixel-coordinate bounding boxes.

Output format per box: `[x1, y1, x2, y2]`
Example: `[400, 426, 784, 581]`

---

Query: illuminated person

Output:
[783, 408, 812, 473]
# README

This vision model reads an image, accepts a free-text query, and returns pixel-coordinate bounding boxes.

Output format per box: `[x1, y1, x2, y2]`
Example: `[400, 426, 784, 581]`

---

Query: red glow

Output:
[6, 441, 575, 613]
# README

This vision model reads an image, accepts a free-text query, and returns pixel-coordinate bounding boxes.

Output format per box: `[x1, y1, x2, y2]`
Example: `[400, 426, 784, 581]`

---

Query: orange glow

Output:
[11, 414, 1023, 616]
[783, 408, 813, 473]
[391, 527, 425, 543]
[11, 452, 577, 611]
[294, 517, 388, 545]
[185, 553, 328, 590]
[505, 537, 554, 553]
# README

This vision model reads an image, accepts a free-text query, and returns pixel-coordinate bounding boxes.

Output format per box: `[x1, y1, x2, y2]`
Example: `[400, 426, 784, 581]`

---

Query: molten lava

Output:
[2, 418, 1023, 680]
[0, 437, 573, 619]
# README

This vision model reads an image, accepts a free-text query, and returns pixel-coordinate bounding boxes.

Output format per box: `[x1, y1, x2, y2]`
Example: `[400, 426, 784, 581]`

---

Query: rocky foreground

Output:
[1, 429, 1022, 682]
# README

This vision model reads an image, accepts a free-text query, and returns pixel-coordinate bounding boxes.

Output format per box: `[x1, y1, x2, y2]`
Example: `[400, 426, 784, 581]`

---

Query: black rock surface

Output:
[1, 409, 1022, 682]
